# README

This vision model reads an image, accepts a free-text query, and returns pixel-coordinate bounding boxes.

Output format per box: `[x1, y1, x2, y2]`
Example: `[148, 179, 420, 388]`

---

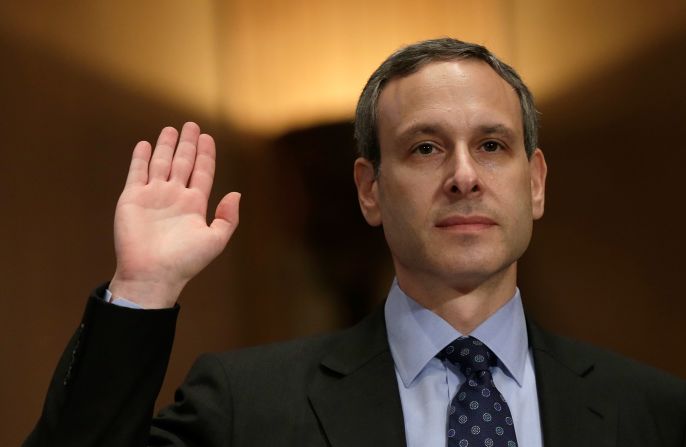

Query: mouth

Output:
[435, 215, 496, 232]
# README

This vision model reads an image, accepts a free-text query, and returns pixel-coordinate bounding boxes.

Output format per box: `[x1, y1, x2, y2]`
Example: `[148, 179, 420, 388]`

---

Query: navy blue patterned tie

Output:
[439, 336, 518, 447]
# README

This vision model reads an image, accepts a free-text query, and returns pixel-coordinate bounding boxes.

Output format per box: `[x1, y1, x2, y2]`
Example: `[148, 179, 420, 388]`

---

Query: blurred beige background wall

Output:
[1, 1, 685, 445]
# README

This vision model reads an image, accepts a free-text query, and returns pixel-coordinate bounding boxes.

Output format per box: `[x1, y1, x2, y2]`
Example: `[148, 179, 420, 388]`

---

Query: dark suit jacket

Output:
[25, 285, 686, 446]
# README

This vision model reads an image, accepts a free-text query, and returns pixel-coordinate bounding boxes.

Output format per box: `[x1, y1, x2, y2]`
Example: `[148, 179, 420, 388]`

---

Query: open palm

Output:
[110, 123, 240, 308]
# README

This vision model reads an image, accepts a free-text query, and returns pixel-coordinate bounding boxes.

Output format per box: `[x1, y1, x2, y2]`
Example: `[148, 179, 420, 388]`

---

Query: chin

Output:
[438, 254, 515, 287]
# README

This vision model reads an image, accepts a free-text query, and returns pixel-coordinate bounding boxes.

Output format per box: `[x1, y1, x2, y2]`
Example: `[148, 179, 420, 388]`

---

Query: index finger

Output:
[125, 141, 152, 187]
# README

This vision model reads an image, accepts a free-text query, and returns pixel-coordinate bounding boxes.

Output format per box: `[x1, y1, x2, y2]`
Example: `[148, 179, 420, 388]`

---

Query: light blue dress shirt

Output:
[103, 288, 143, 309]
[384, 279, 543, 447]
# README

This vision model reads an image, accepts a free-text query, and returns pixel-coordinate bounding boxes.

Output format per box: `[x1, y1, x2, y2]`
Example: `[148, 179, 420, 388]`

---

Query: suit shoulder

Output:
[208, 305, 388, 375]
[212, 329, 344, 371]
[532, 325, 686, 398]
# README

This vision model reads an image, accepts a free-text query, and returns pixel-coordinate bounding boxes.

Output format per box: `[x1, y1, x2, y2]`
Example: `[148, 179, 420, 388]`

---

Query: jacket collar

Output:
[307, 306, 407, 447]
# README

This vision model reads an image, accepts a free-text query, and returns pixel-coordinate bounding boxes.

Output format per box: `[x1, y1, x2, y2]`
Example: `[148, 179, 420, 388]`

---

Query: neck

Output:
[395, 264, 517, 334]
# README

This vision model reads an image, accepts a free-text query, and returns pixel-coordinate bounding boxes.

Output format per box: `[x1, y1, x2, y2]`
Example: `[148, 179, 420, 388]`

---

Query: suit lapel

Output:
[528, 322, 617, 447]
[307, 307, 407, 447]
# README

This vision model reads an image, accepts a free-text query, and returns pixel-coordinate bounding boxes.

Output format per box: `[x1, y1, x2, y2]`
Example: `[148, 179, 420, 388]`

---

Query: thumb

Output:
[210, 192, 241, 246]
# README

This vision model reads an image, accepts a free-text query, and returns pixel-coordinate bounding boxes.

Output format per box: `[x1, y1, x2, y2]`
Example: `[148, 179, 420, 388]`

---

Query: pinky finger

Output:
[125, 141, 152, 187]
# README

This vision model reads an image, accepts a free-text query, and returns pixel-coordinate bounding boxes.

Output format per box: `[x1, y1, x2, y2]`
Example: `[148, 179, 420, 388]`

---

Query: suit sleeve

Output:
[23, 284, 179, 447]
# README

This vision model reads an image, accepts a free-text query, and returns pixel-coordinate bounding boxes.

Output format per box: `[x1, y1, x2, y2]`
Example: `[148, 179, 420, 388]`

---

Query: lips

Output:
[435, 215, 496, 228]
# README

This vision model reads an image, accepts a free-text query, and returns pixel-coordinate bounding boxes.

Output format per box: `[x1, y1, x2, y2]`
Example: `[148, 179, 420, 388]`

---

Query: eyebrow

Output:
[476, 123, 517, 139]
[396, 123, 444, 142]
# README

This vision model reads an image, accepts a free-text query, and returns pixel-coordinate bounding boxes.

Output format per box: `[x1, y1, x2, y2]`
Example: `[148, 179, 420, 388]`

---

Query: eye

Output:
[482, 141, 502, 152]
[414, 143, 437, 155]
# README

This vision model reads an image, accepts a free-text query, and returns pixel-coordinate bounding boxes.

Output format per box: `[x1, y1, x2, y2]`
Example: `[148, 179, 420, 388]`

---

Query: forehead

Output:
[376, 60, 523, 142]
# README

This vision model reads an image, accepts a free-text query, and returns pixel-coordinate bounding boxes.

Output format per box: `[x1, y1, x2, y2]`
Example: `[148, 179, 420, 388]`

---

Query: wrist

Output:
[109, 274, 186, 309]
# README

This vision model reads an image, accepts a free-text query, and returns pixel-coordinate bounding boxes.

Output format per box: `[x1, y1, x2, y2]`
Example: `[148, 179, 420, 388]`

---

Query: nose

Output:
[444, 146, 481, 196]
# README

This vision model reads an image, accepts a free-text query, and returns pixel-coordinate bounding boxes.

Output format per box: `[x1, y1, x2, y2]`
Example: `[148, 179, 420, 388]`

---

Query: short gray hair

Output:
[354, 37, 539, 171]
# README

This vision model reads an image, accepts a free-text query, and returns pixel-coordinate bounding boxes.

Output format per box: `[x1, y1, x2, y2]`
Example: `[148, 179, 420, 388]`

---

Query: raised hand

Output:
[109, 122, 240, 308]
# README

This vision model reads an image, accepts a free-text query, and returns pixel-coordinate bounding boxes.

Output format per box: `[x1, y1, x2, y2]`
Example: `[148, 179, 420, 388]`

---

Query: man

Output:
[25, 38, 686, 447]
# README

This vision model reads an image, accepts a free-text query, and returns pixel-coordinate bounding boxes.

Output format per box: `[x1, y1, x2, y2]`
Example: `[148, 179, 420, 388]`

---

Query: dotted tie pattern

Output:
[439, 336, 518, 447]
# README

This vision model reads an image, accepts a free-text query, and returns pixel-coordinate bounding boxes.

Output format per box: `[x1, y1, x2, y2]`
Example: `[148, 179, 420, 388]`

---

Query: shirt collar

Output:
[384, 278, 529, 388]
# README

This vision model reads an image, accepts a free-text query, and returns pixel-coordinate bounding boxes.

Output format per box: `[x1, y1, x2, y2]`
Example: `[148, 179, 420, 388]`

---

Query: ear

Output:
[353, 157, 382, 226]
[529, 148, 547, 220]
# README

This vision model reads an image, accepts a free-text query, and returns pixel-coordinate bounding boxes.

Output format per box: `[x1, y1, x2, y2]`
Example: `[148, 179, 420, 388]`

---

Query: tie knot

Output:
[440, 336, 496, 376]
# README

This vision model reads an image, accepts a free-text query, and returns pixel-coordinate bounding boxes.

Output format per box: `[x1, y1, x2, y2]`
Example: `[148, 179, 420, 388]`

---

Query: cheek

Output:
[488, 171, 533, 228]
[377, 178, 431, 234]
[502, 168, 533, 204]
[505, 179, 535, 242]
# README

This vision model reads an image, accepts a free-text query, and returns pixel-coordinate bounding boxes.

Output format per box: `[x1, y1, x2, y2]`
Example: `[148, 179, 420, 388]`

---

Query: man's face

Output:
[354, 60, 546, 293]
